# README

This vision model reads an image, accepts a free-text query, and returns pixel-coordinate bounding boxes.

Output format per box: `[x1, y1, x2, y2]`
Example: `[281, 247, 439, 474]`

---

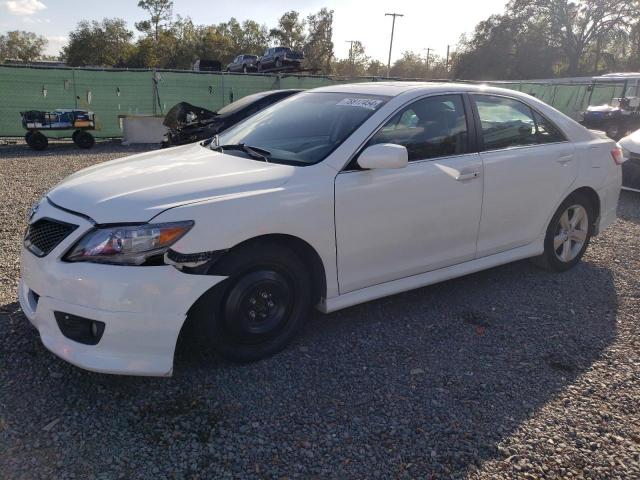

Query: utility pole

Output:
[346, 40, 357, 75]
[346, 40, 356, 65]
[445, 45, 450, 72]
[423, 47, 432, 71]
[385, 13, 403, 77]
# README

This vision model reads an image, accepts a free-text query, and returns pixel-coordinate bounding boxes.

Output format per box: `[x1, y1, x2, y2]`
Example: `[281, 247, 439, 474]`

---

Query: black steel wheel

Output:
[27, 131, 48, 150]
[73, 130, 95, 149]
[196, 242, 312, 362]
[223, 270, 293, 344]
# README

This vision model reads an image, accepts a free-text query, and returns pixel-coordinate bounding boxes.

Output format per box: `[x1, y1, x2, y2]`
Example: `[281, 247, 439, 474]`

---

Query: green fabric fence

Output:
[0, 64, 630, 138]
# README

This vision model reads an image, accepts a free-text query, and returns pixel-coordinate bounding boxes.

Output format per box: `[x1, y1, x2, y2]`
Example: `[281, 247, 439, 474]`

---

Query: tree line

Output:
[1, 0, 640, 80]
[454, 0, 640, 79]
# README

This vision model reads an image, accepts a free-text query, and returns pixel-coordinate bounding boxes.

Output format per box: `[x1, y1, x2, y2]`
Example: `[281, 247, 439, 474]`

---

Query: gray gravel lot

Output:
[1, 142, 639, 479]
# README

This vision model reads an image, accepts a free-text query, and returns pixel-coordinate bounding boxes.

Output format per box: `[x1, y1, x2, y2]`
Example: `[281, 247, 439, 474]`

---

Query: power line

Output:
[385, 13, 403, 77]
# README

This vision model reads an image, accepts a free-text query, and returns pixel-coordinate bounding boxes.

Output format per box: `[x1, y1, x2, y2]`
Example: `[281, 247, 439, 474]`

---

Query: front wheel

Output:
[27, 131, 48, 150]
[198, 243, 312, 362]
[533, 193, 593, 272]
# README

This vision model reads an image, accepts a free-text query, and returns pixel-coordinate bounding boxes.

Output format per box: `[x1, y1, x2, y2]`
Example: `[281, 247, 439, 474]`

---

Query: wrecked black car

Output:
[162, 89, 302, 147]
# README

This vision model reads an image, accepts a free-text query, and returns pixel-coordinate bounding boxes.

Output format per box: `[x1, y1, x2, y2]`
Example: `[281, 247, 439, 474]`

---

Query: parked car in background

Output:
[226, 55, 259, 73]
[257, 47, 304, 71]
[162, 89, 302, 146]
[617, 129, 640, 192]
[19, 83, 622, 376]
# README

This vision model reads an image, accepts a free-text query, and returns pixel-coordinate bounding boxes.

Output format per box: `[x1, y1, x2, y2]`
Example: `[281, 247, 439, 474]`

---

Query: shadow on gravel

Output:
[0, 259, 618, 478]
[618, 190, 640, 225]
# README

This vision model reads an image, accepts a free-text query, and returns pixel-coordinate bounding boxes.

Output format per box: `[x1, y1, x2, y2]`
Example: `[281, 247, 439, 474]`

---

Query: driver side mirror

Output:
[357, 143, 408, 170]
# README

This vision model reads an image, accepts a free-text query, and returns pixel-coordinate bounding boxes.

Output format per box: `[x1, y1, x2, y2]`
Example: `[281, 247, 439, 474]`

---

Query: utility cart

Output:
[20, 109, 96, 150]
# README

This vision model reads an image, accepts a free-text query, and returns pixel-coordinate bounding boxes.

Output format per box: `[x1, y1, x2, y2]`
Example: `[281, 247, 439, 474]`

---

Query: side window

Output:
[366, 95, 469, 161]
[533, 110, 566, 143]
[474, 95, 566, 150]
[474, 95, 537, 150]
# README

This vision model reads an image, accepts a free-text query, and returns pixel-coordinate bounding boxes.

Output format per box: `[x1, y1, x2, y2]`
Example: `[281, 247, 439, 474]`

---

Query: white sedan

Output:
[19, 83, 623, 376]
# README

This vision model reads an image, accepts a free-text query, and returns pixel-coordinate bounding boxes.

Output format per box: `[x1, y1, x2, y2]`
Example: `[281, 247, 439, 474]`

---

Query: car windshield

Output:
[212, 92, 389, 165]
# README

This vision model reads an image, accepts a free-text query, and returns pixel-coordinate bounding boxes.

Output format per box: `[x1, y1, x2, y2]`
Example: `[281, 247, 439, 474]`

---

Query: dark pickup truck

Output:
[226, 55, 259, 73]
[257, 47, 304, 72]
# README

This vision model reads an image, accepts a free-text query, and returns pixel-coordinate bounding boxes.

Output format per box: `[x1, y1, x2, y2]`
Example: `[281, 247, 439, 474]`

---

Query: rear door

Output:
[334, 94, 484, 293]
[471, 94, 578, 256]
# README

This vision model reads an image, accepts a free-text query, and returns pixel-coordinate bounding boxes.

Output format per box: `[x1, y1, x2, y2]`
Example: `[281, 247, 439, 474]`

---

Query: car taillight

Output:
[611, 147, 625, 165]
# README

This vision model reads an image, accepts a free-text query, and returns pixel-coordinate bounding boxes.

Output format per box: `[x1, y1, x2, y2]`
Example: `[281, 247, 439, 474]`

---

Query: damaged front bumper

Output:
[18, 200, 225, 376]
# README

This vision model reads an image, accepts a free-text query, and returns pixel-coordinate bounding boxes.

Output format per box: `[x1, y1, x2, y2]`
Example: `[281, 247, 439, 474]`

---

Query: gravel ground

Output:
[1, 142, 639, 479]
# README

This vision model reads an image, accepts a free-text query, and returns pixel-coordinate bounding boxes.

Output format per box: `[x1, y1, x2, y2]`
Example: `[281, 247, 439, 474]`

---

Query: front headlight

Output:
[64, 221, 194, 265]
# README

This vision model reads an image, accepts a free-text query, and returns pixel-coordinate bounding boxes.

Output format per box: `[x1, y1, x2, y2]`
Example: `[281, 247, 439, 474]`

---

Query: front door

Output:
[334, 94, 484, 294]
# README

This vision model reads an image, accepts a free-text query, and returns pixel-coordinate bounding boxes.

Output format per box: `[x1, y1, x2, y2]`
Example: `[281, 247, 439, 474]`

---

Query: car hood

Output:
[47, 143, 294, 223]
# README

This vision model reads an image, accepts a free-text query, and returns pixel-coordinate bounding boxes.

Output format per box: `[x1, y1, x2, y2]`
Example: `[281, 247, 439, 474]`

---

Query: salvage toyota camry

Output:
[19, 83, 623, 376]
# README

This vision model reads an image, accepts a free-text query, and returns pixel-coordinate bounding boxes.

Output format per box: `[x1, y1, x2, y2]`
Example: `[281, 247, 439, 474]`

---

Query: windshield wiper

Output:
[210, 143, 271, 162]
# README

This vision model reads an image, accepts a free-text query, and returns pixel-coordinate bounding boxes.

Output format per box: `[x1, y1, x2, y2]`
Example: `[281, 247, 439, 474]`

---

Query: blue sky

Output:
[1, 0, 507, 62]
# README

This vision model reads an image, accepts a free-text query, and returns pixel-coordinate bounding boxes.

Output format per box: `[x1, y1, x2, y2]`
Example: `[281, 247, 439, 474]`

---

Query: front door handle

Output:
[455, 171, 480, 181]
[556, 155, 573, 165]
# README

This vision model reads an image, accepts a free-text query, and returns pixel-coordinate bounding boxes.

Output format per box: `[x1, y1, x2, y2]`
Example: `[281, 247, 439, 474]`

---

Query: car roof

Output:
[310, 81, 529, 98]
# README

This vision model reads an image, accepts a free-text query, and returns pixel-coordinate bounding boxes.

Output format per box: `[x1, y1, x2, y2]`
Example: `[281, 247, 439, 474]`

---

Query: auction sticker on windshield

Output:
[336, 98, 384, 110]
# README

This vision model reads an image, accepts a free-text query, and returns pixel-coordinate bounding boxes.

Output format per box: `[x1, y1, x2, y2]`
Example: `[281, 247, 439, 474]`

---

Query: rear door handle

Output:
[455, 171, 480, 181]
[556, 155, 573, 165]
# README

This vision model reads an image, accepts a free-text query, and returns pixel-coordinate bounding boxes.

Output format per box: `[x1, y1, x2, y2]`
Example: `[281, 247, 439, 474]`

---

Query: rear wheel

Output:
[533, 193, 593, 272]
[197, 243, 312, 362]
[605, 123, 622, 140]
[73, 130, 95, 149]
[27, 131, 48, 150]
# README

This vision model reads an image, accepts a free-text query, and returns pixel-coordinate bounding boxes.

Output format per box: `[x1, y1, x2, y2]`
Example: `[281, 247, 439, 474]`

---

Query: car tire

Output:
[197, 242, 312, 362]
[27, 131, 48, 150]
[605, 123, 622, 140]
[73, 130, 95, 149]
[532, 192, 594, 272]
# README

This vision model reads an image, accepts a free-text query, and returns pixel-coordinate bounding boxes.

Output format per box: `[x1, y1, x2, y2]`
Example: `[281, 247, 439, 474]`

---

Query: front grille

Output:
[24, 218, 78, 257]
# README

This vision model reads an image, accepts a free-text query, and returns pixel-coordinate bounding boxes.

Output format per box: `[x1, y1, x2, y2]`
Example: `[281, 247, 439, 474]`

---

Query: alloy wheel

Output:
[554, 204, 589, 263]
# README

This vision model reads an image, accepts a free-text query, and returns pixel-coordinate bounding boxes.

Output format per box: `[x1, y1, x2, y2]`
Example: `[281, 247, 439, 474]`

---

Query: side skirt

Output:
[319, 239, 544, 314]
